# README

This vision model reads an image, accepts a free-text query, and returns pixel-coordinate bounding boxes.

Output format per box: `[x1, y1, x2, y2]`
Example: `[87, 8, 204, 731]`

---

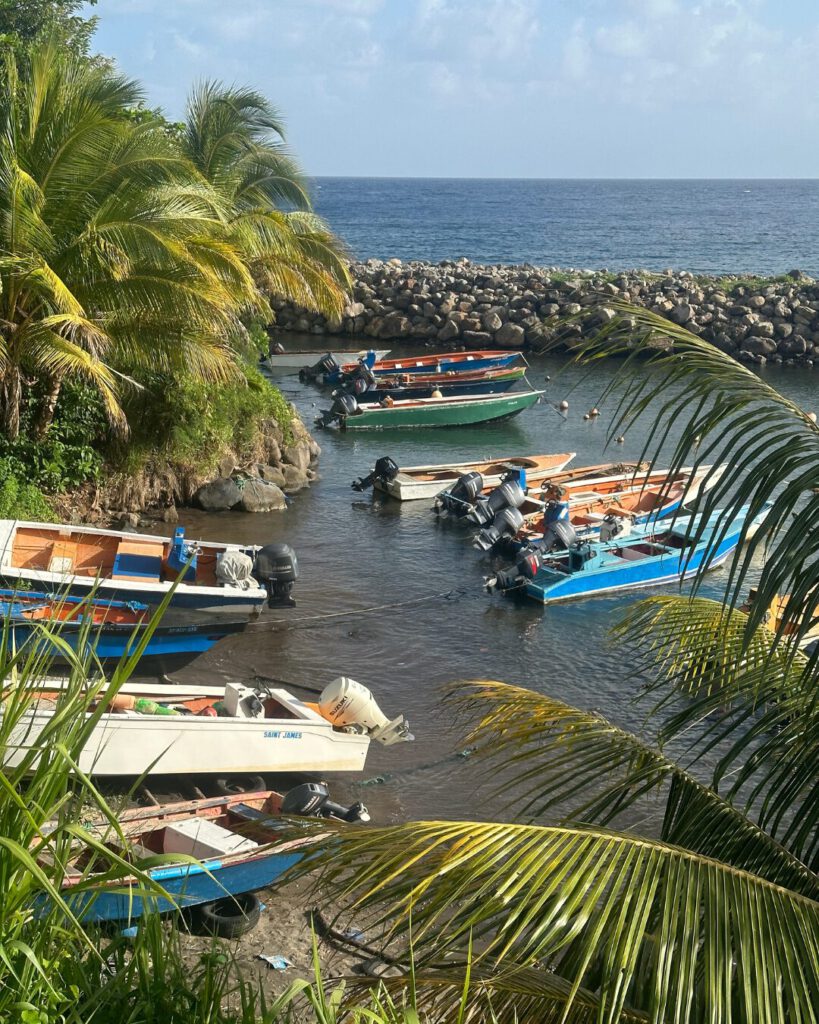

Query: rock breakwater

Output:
[270, 259, 819, 367]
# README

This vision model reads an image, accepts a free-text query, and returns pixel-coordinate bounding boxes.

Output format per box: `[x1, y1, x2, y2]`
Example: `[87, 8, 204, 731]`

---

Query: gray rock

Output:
[668, 303, 695, 324]
[237, 478, 287, 513]
[193, 477, 242, 512]
[283, 442, 311, 474]
[482, 310, 503, 332]
[257, 464, 286, 487]
[218, 455, 236, 479]
[438, 319, 460, 342]
[462, 330, 493, 345]
[283, 464, 309, 494]
[740, 335, 778, 356]
[495, 322, 526, 348]
[161, 506, 179, 524]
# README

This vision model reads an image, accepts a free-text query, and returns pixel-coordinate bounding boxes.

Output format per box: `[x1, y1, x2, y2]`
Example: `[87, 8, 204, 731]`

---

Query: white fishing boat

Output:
[264, 348, 390, 370]
[353, 452, 576, 501]
[0, 520, 298, 619]
[5, 677, 412, 777]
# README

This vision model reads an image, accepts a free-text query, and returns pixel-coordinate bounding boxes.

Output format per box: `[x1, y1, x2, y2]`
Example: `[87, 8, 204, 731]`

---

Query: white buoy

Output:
[544, 374, 551, 381]
[808, 412, 817, 423]
[615, 435, 625, 444]
[590, 407, 600, 417]
[583, 413, 590, 421]
[559, 400, 569, 411]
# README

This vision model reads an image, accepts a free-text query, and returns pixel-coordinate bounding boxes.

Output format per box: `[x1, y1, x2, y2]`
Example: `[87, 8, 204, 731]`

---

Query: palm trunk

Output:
[34, 376, 63, 439]
[1, 366, 22, 441]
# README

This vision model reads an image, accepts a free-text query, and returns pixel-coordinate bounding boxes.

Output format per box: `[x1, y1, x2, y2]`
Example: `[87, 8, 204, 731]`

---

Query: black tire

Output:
[192, 892, 261, 939]
[212, 774, 266, 796]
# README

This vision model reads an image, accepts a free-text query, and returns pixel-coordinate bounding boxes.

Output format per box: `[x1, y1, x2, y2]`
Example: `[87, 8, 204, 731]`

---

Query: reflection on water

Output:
[135, 349, 817, 823]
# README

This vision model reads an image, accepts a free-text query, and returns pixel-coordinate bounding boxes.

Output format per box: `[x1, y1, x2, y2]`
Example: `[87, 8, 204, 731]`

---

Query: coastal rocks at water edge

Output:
[269, 260, 819, 367]
[193, 476, 287, 513]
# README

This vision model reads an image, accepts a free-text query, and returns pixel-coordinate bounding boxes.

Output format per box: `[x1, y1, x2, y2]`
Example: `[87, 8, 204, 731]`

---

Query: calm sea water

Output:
[313, 178, 819, 276]
[146, 353, 817, 826]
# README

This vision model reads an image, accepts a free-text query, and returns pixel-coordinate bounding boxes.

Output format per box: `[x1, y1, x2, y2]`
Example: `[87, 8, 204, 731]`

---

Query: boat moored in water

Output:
[317, 389, 544, 430]
[264, 347, 391, 371]
[337, 364, 528, 401]
[6, 676, 412, 777]
[353, 451, 576, 500]
[485, 503, 772, 604]
[318, 349, 525, 386]
[0, 521, 299, 620]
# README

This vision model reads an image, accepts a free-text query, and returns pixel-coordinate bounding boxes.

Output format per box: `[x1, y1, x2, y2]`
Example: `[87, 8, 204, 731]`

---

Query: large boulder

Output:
[740, 335, 778, 356]
[482, 309, 503, 332]
[495, 322, 526, 348]
[438, 319, 460, 342]
[257, 464, 286, 488]
[283, 464, 310, 494]
[193, 477, 242, 512]
[283, 441, 311, 474]
[668, 302, 695, 325]
[237, 478, 287, 513]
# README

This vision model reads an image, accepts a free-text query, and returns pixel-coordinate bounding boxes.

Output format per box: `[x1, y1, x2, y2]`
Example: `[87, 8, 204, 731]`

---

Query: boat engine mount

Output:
[434, 470, 484, 516]
[318, 676, 413, 745]
[252, 543, 299, 607]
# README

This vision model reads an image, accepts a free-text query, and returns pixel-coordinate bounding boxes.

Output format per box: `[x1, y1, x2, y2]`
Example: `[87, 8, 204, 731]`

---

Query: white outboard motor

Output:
[599, 512, 632, 543]
[352, 455, 400, 492]
[318, 677, 413, 745]
[216, 549, 256, 590]
[468, 474, 527, 526]
[473, 506, 525, 552]
[316, 391, 357, 428]
[434, 471, 484, 516]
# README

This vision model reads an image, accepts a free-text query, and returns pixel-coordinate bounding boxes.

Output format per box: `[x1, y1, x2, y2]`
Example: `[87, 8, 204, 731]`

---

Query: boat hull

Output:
[340, 390, 543, 429]
[266, 348, 390, 369]
[328, 350, 524, 384]
[355, 368, 526, 401]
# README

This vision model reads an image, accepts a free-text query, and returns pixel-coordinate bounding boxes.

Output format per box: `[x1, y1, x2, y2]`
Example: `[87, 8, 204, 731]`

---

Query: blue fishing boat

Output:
[46, 786, 367, 927]
[0, 588, 246, 662]
[486, 504, 771, 604]
[318, 349, 524, 385]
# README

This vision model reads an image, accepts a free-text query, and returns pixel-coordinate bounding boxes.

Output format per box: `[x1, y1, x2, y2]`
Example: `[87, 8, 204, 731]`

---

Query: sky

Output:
[88, 0, 819, 178]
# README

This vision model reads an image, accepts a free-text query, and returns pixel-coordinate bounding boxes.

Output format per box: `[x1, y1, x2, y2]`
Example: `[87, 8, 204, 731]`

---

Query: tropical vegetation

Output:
[280, 307, 819, 1022]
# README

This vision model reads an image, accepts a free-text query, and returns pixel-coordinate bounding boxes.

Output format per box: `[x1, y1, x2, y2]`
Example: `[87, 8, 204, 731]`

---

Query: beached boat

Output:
[339, 365, 528, 401]
[5, 676, 412, 777]
[486, 504, 771, 604]
[265, 347, 390, 371]
[353, 452, 576, 500]
[0, 589, 246, 662]
[49, 786, 365, 925]
[320, 349, 525, 385]
[0, 521, 298, 620]
[317, 389, 543, 430]
[470, 465, 722, 551]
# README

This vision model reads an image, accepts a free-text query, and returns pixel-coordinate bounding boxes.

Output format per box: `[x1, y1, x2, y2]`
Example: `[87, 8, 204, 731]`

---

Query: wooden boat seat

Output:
[111, 539, 164, 582]
[48, 539, 78, 574]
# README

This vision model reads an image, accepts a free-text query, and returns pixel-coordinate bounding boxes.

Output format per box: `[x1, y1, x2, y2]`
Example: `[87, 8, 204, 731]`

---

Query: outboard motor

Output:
[468, 473, 527, 526]
[252, 543, 298, 607]
[299, 353, 340, 383]
[599, 512, 632, 543]
[473, 506, 525, 552]
[352, 455, 400, 492]
[339, 363, 377, 397]
[281, 782, 370, 823]
[485, 545, 544, 595]
[541, 500, 578, 552]
[318, 676, 413, 745]
[434, 471, 484, 516]
[316, 391, 358, 428]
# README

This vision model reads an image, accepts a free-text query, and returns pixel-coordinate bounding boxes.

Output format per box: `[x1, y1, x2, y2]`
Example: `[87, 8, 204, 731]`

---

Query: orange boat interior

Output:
[10, 527, 219, 587]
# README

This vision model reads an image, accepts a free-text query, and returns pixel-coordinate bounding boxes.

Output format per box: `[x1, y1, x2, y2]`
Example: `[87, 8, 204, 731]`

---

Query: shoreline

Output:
[271, 260, 818, 367]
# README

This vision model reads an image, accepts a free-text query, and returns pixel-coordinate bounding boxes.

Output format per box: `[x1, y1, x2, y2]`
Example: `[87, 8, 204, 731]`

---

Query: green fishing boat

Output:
[317, 389, 544, 430]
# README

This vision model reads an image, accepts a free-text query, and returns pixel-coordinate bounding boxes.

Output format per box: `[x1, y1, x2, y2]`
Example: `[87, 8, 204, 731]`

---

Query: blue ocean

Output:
[313, 177, 819, 276]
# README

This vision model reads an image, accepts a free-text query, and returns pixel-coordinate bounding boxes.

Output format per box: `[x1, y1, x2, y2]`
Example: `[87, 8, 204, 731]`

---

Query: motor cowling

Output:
[468, 475, 526, 526]
[317, 391, 358, 428]
[434, 471, 484, 516]
[318, 677, 413, 745]
[281, 782, 370, 823]
[473, 506, 525, 552]
[599, 512, 631, 543]
[252, 543, 298, 607]
[484, 545, 544, 595]
[299, 352, 340, 382]
[540, 500, 578, 552]
[352, 455, 400, 492]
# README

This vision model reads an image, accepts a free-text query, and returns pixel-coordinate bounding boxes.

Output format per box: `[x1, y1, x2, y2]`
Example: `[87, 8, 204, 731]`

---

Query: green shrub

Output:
[0, 458, 55, 520]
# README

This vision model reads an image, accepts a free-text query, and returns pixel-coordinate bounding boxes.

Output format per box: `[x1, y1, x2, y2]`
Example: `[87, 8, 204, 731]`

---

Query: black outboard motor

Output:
[253, 543, 298, 607]
[352, 455, 400, 492]
[541, 500, 579, 552]
[485, 545, 544, 595]
[473, 506, 525, 552]
[299, 353, 340, 383]
[434, 471, 484, 516]
[316, 391, 358, 428]
[281, 781, 370, 823]
[468, 473, 527, 526]
[339, 363, 377, 397]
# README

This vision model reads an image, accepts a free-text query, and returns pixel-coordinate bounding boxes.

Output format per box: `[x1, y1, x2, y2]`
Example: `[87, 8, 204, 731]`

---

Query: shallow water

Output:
[143, 351, 817, 824]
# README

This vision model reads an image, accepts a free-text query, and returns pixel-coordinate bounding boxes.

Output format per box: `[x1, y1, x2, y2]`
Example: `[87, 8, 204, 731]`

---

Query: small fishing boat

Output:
[319, 349, 525, 386]
[486, 504, 771, 604]
[265, 347, 391, 371]
[353, 452, 576, 500]
[48, 785, 366, 925]
[339, 365, 528, 401]
[0, 589, 246, 662]
[0, 522, 298, 620]
[6, 676, 412, 777]
[471, 465, 722, 552]
[317, 389, 544, 430]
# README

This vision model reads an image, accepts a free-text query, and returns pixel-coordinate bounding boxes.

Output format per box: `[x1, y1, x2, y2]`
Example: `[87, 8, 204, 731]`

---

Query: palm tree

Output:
[0, 40, 258, 439]
[284, 315, 819, 1022]
[181, 82, 351, 323]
